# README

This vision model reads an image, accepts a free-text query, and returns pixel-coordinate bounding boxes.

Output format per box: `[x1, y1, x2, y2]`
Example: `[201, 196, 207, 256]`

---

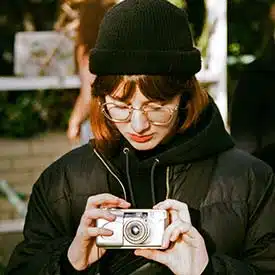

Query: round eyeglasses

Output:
[101, 102, 179, 125]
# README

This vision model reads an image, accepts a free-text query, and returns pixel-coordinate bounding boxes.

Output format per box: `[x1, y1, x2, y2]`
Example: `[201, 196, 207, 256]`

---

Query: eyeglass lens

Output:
[104, 103, 173, 124]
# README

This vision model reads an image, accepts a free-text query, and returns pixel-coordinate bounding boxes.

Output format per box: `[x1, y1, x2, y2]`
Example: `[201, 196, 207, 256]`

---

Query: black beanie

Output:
[89, 0, 201, 76]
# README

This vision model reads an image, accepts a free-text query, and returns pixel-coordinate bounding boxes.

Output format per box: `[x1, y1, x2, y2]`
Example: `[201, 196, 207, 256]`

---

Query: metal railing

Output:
[0, 180, 27, 233]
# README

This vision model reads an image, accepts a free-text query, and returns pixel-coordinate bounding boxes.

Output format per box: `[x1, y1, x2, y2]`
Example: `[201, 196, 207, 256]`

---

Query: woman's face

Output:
[105, 86, 181, 151]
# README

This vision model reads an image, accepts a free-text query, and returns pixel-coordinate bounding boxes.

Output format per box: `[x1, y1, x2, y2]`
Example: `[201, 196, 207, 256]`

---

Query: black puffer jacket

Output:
[6, 102, 275, 275]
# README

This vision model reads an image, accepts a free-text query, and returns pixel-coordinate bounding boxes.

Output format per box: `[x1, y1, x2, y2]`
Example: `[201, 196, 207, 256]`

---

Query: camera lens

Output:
[123, 219, 149, 245]
[131, 225, 140, 236]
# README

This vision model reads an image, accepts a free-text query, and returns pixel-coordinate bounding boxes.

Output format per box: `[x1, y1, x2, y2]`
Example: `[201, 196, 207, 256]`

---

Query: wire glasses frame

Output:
[101, 102, 179, 126]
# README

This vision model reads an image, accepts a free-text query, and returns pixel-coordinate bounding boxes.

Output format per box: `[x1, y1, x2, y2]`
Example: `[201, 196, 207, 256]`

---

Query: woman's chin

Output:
[127, 139, 159, 151]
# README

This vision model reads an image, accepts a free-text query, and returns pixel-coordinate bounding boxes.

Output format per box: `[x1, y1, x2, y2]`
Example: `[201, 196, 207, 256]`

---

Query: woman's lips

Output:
[128, 133, 153, 143]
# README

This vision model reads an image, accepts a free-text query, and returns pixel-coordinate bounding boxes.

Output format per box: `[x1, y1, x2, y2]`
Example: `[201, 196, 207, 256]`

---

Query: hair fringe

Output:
[91, 76, 209, 155]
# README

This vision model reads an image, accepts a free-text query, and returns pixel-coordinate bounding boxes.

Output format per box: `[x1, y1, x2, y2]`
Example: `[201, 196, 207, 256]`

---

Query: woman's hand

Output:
[68, 193, 131, 271]
[134, 199, 208, 275]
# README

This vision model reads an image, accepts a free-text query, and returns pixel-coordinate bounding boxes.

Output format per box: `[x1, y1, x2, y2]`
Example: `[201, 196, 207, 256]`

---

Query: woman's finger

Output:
[154, 199, 191, 223]
[87, 226, 113, 237]
[162, 220, 192, 248]
[85, 193, 130, 210]
[134, 249, 168, 265]
[178, 208, 191, 224]
[99, 202, 131, 209]
[182, 234, 198, 247]
[81, 208, 116, 226]
[182, 226, 203, 247]
[153, 199, 188, 212]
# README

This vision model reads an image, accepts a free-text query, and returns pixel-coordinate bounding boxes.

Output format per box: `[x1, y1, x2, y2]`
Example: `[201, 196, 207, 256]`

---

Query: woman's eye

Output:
[119, 104, 129, 108]
[113, 104, 129, 109]
[145, 105, 162, 110]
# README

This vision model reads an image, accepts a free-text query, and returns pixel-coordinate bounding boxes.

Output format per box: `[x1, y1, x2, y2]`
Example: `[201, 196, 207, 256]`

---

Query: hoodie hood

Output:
[94, 98, 234, 208]
[121, 98, 234, 168]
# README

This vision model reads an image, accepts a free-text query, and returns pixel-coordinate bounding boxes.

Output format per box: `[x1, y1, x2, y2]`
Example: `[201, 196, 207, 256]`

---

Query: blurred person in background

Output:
[230, 1, 275, 170]
[6, 0, 275, 274]
[67, 0, 116, 144]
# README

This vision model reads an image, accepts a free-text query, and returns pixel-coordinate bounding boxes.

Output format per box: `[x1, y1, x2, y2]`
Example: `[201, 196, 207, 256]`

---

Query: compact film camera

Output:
[96, 209, 168, 249]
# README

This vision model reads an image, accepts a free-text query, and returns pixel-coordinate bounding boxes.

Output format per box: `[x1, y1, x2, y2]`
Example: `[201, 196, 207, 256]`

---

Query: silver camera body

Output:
[96, 209, 168, 249]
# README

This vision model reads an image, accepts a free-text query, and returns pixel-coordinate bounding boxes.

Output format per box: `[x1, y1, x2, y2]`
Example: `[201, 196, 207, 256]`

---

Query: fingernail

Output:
[154, 203, 162, 208]
[170, 236, 175, 242]
[108, 214, 116, 220]
[105, 230, 113, 236]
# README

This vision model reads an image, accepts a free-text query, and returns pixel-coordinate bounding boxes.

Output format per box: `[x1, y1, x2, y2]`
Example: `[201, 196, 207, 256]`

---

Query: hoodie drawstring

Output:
[150, 158, 160, 206]
[123, 148, 137, 208]
[165, 166, 170, 199]
[94, 148, 127, 201]
[94, 148, 170, 205]
[123, 147, 164, 207]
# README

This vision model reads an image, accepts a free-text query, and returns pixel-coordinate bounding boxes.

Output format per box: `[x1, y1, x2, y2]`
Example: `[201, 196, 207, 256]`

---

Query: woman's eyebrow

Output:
[147, 101, 166, 105]
[109, 97, 125, 103]
[109, 96, 130, 104]
[109, 95, 167, 105]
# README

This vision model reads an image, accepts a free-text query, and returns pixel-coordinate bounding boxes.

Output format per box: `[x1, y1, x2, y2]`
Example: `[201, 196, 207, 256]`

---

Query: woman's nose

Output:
[130, 109, 150, 133]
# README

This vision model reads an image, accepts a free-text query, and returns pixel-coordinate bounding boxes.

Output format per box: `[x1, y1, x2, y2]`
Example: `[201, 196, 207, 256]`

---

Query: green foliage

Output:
[0, 263, 5, 275]
[227, 0, 274, 99]
[167, 0, 186, 8]
[228, 0, 273, 57]
[0, 90, 78, 138]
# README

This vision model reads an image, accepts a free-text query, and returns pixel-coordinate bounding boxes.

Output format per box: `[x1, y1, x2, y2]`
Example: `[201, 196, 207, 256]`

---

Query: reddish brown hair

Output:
[90, 75, 209, 155]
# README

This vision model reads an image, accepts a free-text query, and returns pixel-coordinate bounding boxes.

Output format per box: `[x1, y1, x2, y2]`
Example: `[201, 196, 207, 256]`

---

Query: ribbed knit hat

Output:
[89, 0, 201, 75]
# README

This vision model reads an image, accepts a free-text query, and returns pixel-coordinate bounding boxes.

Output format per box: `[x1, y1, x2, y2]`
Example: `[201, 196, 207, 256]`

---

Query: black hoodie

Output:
[97, 100, 234, 274]
[106, 99, 234, 208]
[6, 99, 275, 275]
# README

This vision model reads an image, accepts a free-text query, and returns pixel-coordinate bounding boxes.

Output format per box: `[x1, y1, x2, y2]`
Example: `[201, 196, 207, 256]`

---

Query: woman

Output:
[67, 0, 116, 144]
[6, 0, 275, 274]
